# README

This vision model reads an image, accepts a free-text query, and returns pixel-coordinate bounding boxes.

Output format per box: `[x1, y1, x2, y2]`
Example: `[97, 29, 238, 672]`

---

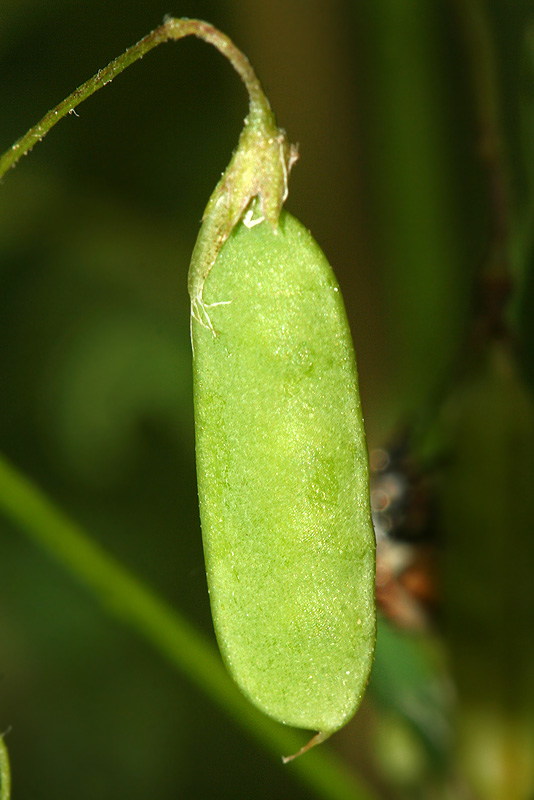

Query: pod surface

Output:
[192, 210, 375, 732]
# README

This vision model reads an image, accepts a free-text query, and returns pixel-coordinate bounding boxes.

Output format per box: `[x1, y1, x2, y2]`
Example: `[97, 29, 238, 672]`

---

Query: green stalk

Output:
[0, 735, 10, 800]
[360, 0, 466, 424]
[0, 453, 376, 800]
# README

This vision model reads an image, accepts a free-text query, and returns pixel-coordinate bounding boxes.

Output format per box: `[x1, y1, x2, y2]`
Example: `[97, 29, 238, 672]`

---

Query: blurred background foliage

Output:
[0, 1, 533, 798]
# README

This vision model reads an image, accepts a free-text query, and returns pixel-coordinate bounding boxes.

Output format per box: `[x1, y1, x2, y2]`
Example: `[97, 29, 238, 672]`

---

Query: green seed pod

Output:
[191, 208, 376, 742]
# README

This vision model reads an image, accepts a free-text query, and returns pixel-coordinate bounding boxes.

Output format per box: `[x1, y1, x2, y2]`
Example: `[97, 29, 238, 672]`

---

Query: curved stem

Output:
[0, 17, 271, 182]
[166, 18, 269, 118]
[0, 734, 11, 800]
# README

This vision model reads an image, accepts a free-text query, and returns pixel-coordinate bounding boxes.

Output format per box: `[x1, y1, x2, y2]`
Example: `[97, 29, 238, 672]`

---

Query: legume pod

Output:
[191, 208, 376, 738]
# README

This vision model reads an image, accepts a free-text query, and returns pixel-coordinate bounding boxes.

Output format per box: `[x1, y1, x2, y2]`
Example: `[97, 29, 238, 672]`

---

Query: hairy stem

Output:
[0, 17, 270, 182]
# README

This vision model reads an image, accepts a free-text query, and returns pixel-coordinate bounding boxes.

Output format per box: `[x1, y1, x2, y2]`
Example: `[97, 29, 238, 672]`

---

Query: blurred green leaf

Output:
[370, 619, 451, 771]
[40, 308, 190, 486]
[439, 343, 534, 798]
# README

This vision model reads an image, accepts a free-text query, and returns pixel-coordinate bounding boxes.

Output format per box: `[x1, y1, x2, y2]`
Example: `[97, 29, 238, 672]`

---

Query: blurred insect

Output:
[371, 433, 439, 631]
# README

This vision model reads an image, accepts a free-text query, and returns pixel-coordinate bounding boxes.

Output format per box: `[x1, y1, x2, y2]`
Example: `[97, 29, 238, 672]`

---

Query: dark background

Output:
[1, 1, 533, 798]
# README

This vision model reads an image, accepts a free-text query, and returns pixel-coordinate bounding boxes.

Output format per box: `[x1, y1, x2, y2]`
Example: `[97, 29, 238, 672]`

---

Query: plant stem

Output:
[0, 453, 377, 800]
[453, 0, 514, 342]
[0, 17, 270, 182]
[359, 0, 466, 425]
[0, 734, 10, 800]
[0, 17, 370, 797]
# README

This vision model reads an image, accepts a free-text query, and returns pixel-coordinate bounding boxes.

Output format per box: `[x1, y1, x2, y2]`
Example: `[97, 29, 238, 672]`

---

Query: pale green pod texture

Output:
[192, 210, 376, 733]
